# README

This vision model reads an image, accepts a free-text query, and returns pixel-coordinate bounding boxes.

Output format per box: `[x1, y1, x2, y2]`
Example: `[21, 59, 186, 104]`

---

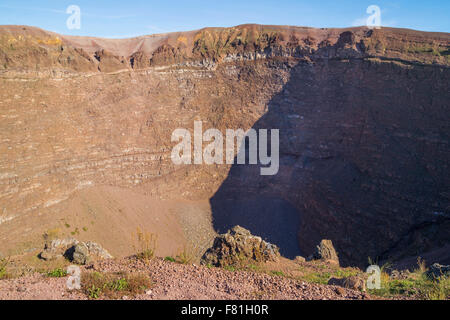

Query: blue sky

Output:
[0, 0, 449, 38]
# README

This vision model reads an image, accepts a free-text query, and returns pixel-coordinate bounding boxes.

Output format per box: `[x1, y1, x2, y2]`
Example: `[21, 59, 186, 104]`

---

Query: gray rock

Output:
[328, 275, 366, 292]
[201, 225, 280, 267]
[46, 238, 79, 251]
[85, 241, 113, 260]
[40, 237, 79, 261]
[313, 239, 340, 265]
[294, 256, 306, 263]
[390, 269, 410, 280]
[426, 263, 450, 279]
[72, 243, 90, 265]
[39, 238, 112, 264]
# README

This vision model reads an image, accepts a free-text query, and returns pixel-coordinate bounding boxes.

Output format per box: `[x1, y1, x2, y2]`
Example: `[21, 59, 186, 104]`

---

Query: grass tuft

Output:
[0, 257, 11, 280]
[132, 228, 158, 262]
[47, 268, 68, 278]
[175, 245, 196, 265]
[81, 271, 152, 300]
[164, 256, 176, 263]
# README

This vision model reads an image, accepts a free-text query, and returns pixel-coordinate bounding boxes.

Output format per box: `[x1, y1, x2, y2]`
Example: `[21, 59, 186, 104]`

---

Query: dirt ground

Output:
[0, 185, 217, 260]
[0, 257, 372, 300]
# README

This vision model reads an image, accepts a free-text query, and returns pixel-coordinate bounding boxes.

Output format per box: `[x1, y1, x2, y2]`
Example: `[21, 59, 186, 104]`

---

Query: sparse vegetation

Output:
[407, 45, 444, 56]
[295, 261, 361, 285]
[422, 277, 450, 300]
[132, 228, 158, 262]
[366, 258, 450, 300]
[175, 244, 200, 265]
[0, 256, 11, 280]
[81, 271, 152, 300]
[224, 265, 237, 272]
[300, 271, 333, 284]
[368, 272, 449, 299]
[164, 256, 176, 263]
[43, 228, 60, 242]
[47, 268, 68, 278]
[416, 257, 427, 273]
[334, 268, 360, 279]
[87, 284, 101, 299]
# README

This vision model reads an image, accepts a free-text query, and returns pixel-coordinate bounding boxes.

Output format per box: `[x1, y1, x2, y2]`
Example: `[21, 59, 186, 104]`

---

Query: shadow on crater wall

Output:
[210, 54, 450, 266]
[211, 197, 302, 259]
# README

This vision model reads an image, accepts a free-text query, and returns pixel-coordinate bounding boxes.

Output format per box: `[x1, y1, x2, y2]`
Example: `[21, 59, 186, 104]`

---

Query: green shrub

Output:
[421, 276, 450, 300]
[47, 268, 68, 278]
[300, 271, 332, 285]
[224, 265, 236, 272]
[368, 258, 449, 300]
[164, 256, 176, 263]
[87, 285, 101, 299]
[0, 257, 10, 280]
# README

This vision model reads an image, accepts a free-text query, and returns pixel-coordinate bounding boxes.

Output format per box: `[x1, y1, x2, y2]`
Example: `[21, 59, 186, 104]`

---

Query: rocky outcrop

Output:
[389, 270, 411, 280]
[201, 226, 280, 267]
[309, 240, 340, 265]
[94, 49, 129, 73]
[328, 275, 366, 292]
[39, 238, 113, 264]
[129, 51, 150, 69]
[1, 25, 448, 75]
[426, 263, 450, 279]
[40, 238, 79, 261]
[294, 256, 306, 263]
[71, 242, 88, 264]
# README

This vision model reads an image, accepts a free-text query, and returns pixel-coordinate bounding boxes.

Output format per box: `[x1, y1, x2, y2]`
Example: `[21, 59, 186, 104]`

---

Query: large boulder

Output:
[310, 239, 340, 265]
[201, 226, 280, 267]
[328, 275, 366, 292]
[39, 238, 112, 265]
[40, 238, 79, 261]
[72, 243, 90, 265]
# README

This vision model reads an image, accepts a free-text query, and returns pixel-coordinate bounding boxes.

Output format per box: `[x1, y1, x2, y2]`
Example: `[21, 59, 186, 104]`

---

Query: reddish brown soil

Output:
[0, 257, 372, 300]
